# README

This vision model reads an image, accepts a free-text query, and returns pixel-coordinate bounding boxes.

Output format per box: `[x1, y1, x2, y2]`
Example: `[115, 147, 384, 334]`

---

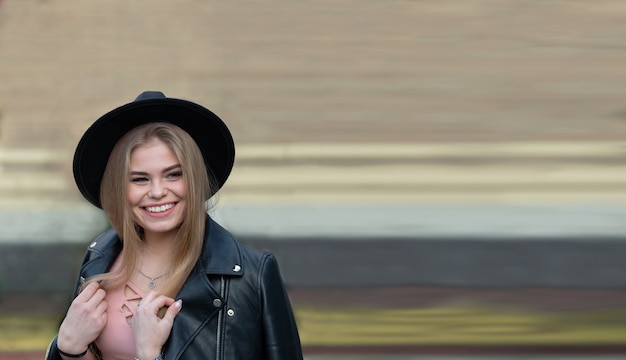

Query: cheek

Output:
[127, 186, 143, 204]
[174, 181, 187, 198]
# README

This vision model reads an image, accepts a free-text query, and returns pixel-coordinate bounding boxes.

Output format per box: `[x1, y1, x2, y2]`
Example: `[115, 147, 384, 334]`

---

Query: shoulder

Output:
[86, 228, 121, 255]
[83, 229, 122, 263]
[238, 242, 272, 262]
[237, 243, 285, 286]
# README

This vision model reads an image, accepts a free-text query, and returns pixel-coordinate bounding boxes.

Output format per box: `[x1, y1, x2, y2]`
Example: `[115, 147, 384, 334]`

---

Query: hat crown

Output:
[135, 91, 166, 101]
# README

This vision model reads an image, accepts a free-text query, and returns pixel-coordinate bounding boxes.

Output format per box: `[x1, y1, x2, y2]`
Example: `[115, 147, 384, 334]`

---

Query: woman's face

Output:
[127, 138, 187, 239]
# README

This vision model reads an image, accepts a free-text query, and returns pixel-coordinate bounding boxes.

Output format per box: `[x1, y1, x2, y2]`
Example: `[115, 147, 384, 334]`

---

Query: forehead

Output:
[130, 138, 180, 166]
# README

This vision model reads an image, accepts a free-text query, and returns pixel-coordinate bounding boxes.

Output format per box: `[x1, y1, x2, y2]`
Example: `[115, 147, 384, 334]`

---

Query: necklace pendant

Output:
[148, 280, 156, 289]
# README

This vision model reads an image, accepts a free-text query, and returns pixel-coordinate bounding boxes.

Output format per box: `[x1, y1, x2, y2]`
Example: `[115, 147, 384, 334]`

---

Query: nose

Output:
[148, 180, 167, 198]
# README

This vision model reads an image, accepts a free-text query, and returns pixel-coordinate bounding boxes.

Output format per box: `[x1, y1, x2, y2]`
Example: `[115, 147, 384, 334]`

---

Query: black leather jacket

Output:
[46, 217, 303, 360]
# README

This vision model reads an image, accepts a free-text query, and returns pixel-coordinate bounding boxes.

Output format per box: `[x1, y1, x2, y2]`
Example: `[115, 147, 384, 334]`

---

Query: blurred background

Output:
[1, 0, 626, 359]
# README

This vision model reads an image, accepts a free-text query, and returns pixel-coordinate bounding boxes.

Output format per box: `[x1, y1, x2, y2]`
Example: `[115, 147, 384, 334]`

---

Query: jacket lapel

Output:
[166, 264, 223, 359]
[167, 217, 244, 359]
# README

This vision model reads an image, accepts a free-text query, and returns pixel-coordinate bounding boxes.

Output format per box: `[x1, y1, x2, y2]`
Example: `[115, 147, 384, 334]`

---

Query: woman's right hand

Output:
[57, 282, 108, 355]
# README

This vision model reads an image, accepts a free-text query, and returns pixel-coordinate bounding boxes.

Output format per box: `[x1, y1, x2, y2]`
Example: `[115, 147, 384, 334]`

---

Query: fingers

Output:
[86, 287, 107, 308]
[131, 294, 181, 357]
[73, 282, 105, 307]
[138, 291, 176, 314]
[161, 299, 183, 323]
[95, 299, 108, 320]
[72, 282, 107, 328]
[75, 281, 99, 301]
[134, 293, 181, 329]
[71, 282, 106, 318]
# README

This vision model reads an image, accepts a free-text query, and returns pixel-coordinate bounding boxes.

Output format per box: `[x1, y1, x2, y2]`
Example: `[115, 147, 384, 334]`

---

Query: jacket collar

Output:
[199, 216, 245, 276]
[82, 216, 244, 278]
[80, 228, 122, 280]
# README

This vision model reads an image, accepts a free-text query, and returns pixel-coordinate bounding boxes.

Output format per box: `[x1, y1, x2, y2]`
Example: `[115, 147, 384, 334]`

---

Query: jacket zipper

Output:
[215, 276, 225, 359]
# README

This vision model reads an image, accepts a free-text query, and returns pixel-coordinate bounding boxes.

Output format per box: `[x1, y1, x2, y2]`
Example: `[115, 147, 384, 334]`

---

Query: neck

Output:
[140, 230, 177, 271]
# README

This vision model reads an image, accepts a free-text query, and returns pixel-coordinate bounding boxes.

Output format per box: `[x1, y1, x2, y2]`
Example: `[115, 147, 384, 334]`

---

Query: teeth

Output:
[145, 203, 174, 213]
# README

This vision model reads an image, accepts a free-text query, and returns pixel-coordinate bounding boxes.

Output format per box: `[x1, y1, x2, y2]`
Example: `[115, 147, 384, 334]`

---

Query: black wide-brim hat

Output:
[73, 91, 235, 209]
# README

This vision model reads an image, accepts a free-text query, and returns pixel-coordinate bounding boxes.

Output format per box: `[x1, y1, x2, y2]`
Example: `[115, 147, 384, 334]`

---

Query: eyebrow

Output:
[130, 164, 182, 176]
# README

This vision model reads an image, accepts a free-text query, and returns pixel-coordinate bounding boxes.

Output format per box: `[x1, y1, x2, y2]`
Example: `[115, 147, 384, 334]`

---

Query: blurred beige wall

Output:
[0, 0, 625, 208]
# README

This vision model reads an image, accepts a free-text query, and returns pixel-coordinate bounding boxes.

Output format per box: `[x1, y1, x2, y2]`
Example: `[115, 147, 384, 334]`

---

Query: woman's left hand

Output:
[131, 291, 182, 359]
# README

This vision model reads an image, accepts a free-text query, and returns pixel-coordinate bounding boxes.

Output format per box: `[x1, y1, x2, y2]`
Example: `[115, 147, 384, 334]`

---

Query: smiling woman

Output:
[45, 92, 303, 360]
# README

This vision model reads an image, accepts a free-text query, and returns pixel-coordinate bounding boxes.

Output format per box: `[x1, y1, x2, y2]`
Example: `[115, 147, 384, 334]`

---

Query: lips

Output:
[144, 203, 175, 213]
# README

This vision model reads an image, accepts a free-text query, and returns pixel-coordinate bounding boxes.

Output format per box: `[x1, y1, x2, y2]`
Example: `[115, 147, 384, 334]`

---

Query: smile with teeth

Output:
[145, 203, 175, 213]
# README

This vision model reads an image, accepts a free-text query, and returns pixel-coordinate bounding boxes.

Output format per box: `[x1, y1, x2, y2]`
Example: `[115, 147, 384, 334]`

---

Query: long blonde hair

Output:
[87, 122, 215, 299]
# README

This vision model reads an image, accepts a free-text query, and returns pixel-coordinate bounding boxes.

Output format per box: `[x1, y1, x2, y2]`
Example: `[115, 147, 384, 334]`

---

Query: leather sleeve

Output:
[259, 253, 304, 360]
[44, 336, 63, 360]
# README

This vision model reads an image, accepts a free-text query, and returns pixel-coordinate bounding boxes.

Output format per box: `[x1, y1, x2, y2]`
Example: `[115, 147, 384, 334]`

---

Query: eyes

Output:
[130, 170, 183, 184]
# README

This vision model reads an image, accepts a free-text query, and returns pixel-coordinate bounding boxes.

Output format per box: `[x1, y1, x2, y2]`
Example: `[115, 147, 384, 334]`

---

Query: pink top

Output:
[94, 257, 145, 360]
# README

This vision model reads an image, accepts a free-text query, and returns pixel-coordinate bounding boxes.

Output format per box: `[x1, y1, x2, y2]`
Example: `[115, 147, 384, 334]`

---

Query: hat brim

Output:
[73, 96, 235, 208]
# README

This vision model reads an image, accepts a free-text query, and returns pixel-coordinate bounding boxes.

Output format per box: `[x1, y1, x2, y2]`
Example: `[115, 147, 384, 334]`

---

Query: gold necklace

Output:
[137, 268, 169, 289]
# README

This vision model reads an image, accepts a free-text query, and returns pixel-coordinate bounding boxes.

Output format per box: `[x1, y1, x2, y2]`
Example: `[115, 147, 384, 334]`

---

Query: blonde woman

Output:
[46, 92, 302, 360]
